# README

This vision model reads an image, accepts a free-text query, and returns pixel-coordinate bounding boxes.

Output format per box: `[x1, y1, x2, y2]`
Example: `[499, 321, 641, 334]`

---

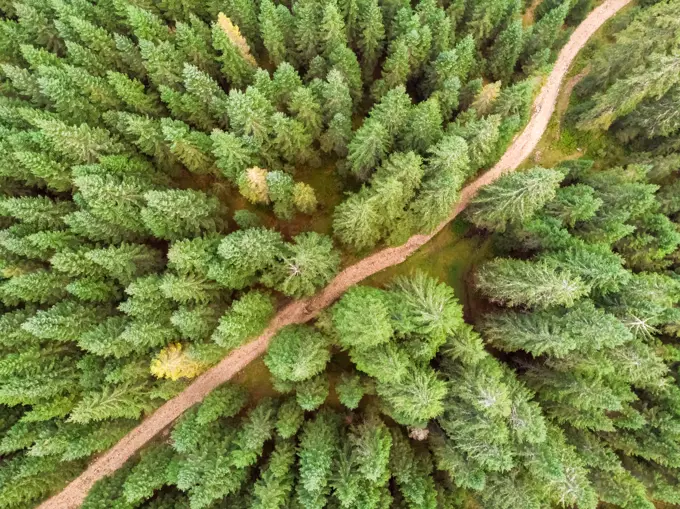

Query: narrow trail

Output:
[40, 1, 633, 506]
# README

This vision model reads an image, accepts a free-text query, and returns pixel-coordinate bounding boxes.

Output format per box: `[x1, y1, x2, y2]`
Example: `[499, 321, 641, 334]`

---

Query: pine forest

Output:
[0, 0, 679, 507]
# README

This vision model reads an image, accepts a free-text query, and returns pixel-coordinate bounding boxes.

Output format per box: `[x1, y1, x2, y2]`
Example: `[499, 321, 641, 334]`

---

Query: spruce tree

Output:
[487, 18, 523, 83]
[261, 232, 340, 298]
[264, 325, 330, 383]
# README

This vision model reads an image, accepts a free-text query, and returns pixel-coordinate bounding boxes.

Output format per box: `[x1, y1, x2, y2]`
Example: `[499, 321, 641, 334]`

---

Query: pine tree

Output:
[212, 13, 256, 89]
[389, 271, 465, 345]
[487, 18, 523, 82]
[259, 0, 293, 67]
[292, 182, 318, 214]
[160, 118, 217, 174]
[466, 167, 565, 231]
[1, 269, 70, 305]
[196, 383, 248, 424]
[141, 189, 225, 241]
[321, 0, 347, 56]
[398, 99, 443, 154]
[275, 397, 305, 439]
[329, 44, 363, 107]
[84, 243, 164, 285]
[21, 300, 110, 342]
[522, 1, 570, 65]
[289, 87, 323, 139]
[333, 286, 393, 350]
[122, 445, 174, 505]
[230, 398, 276, 468]
[336, 372, 366, 409]
[293, 0, 322, 65]
[476, 258, 591, 309]
[220, 0, 260, 52]
[333, 188, 383, 250]
[106, 71, 164, 116]
[320, 113, 352, 156]
[377, 368, 448, 426]
[265, 170, 294, 219]
[265, 325, 330, 383]
[390, 428, 438, 508]
[251, 439, 296, 508]
[350, 412, 392, 482]
[539, 242, 631, 295]
[211, 291, 275, 349]
[138, 39, 184, 89]
[356, 0, 385, 79]
[471, 81, 502, 116]
[319, 69, 352, 125]
[297, 410, 340, 508]
[171, 304, 221, 341]
[482, 299, 631, 358]
[34, 118, 123, 164]
[261, 232, 340, 298]
[210, 130, 256, 182]
[347, 120, 390, 179]
[167, 234, 222, 278]
[371, 40, 410, 99]
[295, 373, 330, 410]
[209, 227, 284, 289]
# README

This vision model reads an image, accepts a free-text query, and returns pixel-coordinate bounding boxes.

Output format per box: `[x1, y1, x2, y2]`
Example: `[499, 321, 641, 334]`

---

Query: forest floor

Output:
[39, 0, 635, 506]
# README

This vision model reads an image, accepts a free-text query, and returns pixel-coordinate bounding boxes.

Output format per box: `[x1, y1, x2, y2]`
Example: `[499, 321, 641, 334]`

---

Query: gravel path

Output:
[39, 1, 633, 506]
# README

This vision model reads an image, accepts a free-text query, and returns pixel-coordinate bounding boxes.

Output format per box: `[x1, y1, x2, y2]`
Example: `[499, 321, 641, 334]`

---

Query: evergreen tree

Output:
[276, 397, 305, 439]
[210, 130, 256, 182]
[295, 373, 329, 410]
[476, 258, 590, 309]
[333, 286, 393, 350]
[347, 120, 390, 179]
[209, 228, 284, 289]
[212, 13, 256, 89]
[261, 232, 340, 298]
[522, 1, 571, 65]
[487, 18, 523, 82]
[448, 113, 502, 171]
[356, 0, 385, 79]
[289, 87, 323, 139]
[482, 299, 631, 357]
[85, 243, 164, 285]
[141, 189, 225, 241]
[466, 167, 564, 231]
[264, 325, 330, 383]
[196, 383, 248, 424]
[336, 372, 366, 409]
[259, 0, 293, 66]
[293, 0, 322, 65]
[211, 291, 275, 349]
[296, 410, 340, 508]
[398, 99, 443, 154]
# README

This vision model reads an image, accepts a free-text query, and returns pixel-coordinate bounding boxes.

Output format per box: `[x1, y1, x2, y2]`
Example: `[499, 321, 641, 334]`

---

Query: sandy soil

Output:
[39, 1, 633, 506]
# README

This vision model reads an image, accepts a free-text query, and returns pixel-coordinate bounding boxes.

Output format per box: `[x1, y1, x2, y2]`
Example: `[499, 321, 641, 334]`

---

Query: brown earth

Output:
[39, 1, 633, 506]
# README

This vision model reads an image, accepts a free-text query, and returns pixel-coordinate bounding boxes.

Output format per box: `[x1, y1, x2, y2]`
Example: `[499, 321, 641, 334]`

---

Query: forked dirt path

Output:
[40, 0, 633, 506]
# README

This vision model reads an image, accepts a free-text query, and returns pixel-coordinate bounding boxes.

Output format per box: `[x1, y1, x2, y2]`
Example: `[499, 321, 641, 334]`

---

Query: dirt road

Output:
[39, 1, 633, 506]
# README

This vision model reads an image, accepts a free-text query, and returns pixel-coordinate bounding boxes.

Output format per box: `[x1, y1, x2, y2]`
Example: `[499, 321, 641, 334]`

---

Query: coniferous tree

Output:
[476, 258, 590, 309]
[211, 291, 274, 349]
[487, 18, 523, 82]
[209, 228, 284, 289]
[141, 189, 225, 241]
[265, 325, 331, 383]
[467, 167, 565, 231]
[261, 232, 340, 298]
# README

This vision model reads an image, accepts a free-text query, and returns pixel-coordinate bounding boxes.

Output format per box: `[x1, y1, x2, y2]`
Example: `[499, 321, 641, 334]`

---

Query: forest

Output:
[0, 0, 679, 507]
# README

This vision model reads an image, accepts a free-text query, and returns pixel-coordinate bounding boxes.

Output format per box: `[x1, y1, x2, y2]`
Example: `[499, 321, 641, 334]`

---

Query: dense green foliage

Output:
[0, 0, 629, 505]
